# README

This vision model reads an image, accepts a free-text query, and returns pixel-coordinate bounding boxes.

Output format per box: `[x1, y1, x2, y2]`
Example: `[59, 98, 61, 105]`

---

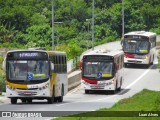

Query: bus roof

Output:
[83, 49, 123, 57]
[7, 50, 66, 55]
[124, 31, 156, 37]
[7, 49, 47, 53]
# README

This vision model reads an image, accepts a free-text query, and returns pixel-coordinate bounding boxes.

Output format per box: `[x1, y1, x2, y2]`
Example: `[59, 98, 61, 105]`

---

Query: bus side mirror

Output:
[121, 40, 124, 46]
[2, 60, 6, 71]
[80, 60, 82, 70]
[51, 63, 54, 71]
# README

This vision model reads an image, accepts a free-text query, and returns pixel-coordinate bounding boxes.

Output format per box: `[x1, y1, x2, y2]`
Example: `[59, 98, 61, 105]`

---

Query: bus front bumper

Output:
[6, 87, 50, 98]
[124, 58, 149, 64]
[81, 79, 116, 91]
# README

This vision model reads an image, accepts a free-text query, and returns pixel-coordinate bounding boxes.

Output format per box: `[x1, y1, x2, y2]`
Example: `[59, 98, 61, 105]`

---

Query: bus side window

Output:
[64, 56, 67, 73]
[59, 56, 62, 73]
[55, 55, 58, 73]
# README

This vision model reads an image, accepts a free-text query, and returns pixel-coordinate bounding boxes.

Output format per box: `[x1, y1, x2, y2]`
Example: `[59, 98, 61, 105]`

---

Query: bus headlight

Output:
[141, 55, 148, 59]
[108, 80, 114, 85]
[135, 55, 148, 59]
[39, 83, 49, 90]
[82, 80, 89, 85]
[7, 85, 15, 90]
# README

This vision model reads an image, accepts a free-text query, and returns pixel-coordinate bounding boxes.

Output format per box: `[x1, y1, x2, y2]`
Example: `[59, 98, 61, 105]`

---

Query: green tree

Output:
[24, 24, 51, 48]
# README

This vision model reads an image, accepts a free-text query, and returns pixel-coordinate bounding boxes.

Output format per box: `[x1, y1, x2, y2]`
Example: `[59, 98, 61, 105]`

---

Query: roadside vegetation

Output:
[0, 56, 5, 93]
[0, 0, 160, 59]
[54, 89, 160, 120]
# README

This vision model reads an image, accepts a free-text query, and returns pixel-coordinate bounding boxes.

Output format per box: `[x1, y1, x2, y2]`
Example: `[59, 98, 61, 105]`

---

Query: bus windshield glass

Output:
[83, 62, 113, 79]
[8, 60, 49, 80]
[123, 39, 149, 54]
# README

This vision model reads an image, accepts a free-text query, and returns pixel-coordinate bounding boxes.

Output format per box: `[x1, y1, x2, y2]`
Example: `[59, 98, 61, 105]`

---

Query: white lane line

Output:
[124, 65, 153, 89]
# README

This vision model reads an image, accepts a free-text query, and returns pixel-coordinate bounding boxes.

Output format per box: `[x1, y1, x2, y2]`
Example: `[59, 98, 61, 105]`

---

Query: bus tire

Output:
[27, 99, 32, 103]
[111, 82, 117, 94]
[85, 90, 89, 94]
[21, 98, 26, 103]
[111, 89, 116, 94]
[150, 55, 154, 65]
[57, 85, 64, 102]
[47, 88, 55, 104]
[124, 63, 127, 68]
[117, 79, 122, 91]
[11, 98, 17, 104]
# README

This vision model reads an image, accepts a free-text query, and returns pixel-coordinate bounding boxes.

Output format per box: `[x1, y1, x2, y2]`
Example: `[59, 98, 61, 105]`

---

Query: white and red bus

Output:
[80, 49, 124, 94]
[121, 31, 156, 67]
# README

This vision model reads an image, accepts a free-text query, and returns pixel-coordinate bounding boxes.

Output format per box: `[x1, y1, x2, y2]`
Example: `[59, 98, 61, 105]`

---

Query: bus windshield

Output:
[123, 39, 150, 54]
[83, 62, 113, 79]
[8, 60, 49, 80]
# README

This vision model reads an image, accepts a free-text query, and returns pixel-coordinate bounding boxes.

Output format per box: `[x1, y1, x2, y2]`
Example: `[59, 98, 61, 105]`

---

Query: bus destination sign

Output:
[83, 55, 113, 61]
[7, 52, 48, 60]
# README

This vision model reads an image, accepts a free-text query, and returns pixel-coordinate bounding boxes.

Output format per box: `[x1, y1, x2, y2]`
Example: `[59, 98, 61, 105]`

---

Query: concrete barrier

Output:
[68, 70, 81, 91]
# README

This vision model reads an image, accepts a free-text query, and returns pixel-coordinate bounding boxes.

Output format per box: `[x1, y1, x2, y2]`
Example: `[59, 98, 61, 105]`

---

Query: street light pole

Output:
[122, 0, 124, 38]
[86, 19, 90, 49]
[52, 0, 54, 50]
[54, 22, 63, 50]
[92, 0, 95, 51]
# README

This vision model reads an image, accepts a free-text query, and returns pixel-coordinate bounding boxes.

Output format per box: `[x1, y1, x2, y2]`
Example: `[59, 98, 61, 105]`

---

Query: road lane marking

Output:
[124, 65, 153, 89]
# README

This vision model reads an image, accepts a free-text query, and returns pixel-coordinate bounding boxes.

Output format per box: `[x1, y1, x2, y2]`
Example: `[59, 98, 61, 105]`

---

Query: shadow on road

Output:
[10, 100, 71, 105]
[117, 89, 130, 95]
[83, 88, 130, 95]
[125, 64, 157, 70]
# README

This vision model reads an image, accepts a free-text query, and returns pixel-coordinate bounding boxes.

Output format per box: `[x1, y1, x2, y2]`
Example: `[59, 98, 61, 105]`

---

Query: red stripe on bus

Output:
[82, 77, 97, 84]
[124, 53, 135, 58]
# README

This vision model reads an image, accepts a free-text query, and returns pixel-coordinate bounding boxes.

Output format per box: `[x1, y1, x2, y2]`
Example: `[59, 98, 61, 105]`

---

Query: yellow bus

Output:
[3, 50, 68, 104]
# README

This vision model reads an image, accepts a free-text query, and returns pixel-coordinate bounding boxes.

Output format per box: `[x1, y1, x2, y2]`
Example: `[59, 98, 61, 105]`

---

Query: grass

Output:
[54, 89, 160, 120]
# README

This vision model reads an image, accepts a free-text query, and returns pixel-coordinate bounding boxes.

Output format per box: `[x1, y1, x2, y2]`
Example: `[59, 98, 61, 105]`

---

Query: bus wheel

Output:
[57, 85, 64, 102]
[111, 82, 117, 94]
[150, 56, 154, 65]
[47, 89, 55, 104]
[117, 79, 122, 91]
[21, 98, 26, 103]
[27, 99, 32, 103]
[124, 63, 127, 68]
[85, 90, 89, 94]
[145, 64, 150, 68]
[111, 90, 116, 94]
[11, 98, 17, 104]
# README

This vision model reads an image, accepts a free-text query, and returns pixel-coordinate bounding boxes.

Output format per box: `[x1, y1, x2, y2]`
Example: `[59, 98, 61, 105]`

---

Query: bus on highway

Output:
[3, 49, 68, 104]
[121, 31, 156, 67]
[80, 49, 124, 94]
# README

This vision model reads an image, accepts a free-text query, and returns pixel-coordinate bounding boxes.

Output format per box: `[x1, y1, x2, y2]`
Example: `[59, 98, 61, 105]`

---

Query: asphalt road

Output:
[0, 41, 160, 120]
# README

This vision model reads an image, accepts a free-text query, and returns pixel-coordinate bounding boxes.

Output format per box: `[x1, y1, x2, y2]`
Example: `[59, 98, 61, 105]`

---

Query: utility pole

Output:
[86, 19, 90, 49]
[122, 0, 124, 38]
[52, 0, 54, 50]
[92, 0, 95, 51]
